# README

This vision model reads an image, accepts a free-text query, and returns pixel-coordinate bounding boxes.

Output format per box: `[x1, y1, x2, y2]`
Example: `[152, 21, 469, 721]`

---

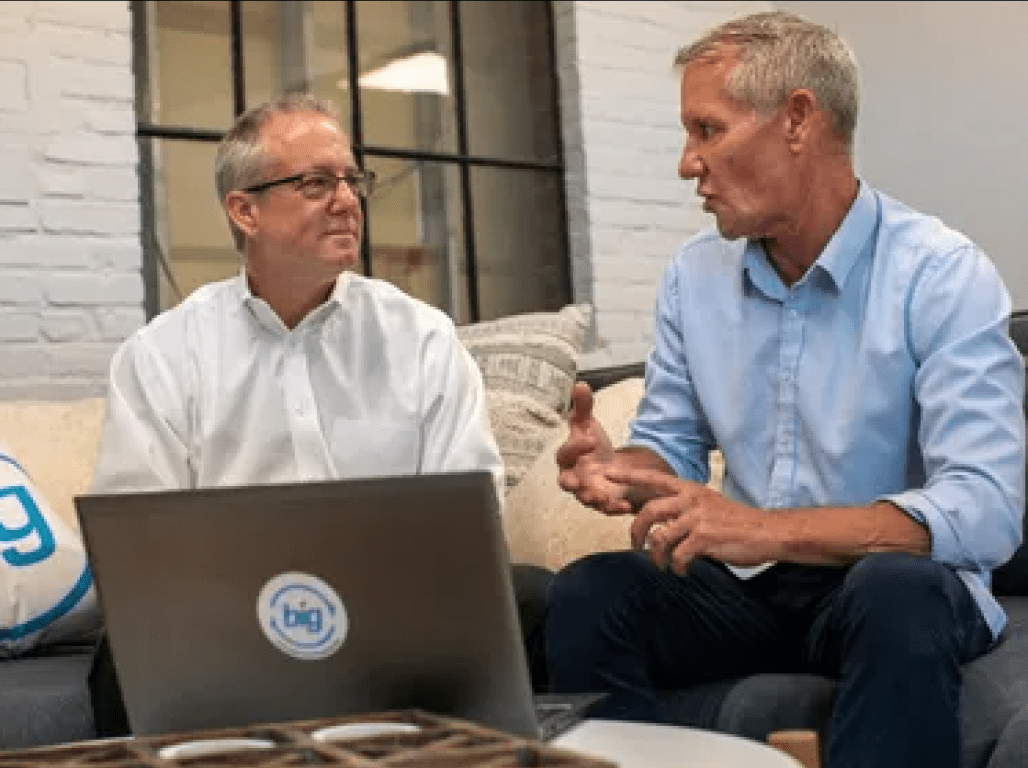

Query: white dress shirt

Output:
[90, 271, 505, 509]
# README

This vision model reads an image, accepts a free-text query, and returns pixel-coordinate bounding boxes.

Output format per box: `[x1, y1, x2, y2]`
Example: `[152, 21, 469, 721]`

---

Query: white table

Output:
[551, 720, 804, 768]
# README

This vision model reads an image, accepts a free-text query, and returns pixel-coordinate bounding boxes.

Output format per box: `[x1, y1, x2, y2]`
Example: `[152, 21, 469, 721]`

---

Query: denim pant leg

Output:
[806, 553, 994, 768]
[545, 550, 787, 722]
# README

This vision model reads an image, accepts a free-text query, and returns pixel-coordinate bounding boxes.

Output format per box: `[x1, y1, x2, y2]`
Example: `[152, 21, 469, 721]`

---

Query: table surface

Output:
[551, 720, 804, 768]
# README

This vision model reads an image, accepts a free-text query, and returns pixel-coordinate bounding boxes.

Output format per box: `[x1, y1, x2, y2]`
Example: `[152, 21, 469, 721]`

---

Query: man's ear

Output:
[224, 191, 259, 241]
[784, 88, 817, 152]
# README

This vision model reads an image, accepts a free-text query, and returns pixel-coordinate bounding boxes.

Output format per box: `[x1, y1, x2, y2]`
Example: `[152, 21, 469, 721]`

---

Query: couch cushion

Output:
[503, 376, 642, 570]
[0, 399, 107, 531]
[457, 304, 592, 491]
[0, 648, 96, 747]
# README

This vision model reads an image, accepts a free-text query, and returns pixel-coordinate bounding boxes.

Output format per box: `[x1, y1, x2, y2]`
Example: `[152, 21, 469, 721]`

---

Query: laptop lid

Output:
[75, 471, 540, 739]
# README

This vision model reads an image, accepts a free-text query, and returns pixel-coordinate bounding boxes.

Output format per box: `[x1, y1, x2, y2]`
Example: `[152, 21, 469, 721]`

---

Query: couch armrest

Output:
[577, 362, 646, 392]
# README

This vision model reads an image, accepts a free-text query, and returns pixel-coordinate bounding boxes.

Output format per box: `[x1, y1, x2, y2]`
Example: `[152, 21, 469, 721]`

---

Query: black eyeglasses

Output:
[243, 169, 376, 200]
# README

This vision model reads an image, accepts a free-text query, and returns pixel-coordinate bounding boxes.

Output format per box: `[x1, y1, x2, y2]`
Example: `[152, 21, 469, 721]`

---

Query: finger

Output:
[643, 512, 698, 573]
[566, 381, 595, 427]
[630, 500, 686, 549]
[606, 466, 683, 497]
[555, 434, 597, 469]
[669, 534, 702, 576]
[557, 467, 581, 492]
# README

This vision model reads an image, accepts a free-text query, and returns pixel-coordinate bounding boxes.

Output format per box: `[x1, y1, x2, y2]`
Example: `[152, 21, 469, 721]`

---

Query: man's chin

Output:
[323, 248, 360, 270]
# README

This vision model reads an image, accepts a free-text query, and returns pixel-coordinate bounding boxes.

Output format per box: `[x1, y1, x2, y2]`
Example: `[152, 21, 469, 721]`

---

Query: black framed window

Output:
[132, 0, 571, 324]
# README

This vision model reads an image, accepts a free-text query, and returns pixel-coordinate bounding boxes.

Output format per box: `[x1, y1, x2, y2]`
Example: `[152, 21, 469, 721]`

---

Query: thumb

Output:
[567, 381, 595, 429]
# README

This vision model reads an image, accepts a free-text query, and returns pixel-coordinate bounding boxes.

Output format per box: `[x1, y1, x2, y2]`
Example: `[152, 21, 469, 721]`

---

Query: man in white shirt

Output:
[86, 92, 550, 734]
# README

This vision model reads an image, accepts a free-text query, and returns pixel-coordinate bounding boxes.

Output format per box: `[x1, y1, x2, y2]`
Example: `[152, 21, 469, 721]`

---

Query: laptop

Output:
[75, 471, 601, 741]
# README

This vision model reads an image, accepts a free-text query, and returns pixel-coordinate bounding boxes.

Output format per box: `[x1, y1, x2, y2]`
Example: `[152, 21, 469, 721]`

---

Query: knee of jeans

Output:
[547, 550, 649, 611]
[840, 553, 965, 646]
[843, 552, 946, 604]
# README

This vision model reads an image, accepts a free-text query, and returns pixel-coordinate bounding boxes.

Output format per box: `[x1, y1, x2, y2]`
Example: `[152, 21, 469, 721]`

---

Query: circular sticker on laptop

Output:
[256, 572, 347, 660]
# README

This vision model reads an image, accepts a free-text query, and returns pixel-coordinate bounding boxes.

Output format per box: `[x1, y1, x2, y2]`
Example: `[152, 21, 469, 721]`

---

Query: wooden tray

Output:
[0, 710, 618, 768]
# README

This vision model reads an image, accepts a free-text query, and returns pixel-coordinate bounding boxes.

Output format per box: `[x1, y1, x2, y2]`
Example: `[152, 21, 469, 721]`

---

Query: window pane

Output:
[365, 157, 470, 323]
[355, 0, 458, 155]
[242, 1, 352, 128]
[461, 1, 559, 163]
[471, 167, 568, 320]
[144, 1, 235, 129]
[144, 138, 237, 311]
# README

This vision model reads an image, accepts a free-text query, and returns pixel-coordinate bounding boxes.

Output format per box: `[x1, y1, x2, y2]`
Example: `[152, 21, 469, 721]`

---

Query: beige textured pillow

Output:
[0, 398, 107, 530]
[457, 304, 592, 490]
[503, 377, 642, 570]
[503, 377, 725, 572]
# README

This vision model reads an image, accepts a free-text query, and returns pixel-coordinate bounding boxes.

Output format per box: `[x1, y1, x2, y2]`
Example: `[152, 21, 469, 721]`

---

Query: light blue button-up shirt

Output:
[628, 181, 1026, 638]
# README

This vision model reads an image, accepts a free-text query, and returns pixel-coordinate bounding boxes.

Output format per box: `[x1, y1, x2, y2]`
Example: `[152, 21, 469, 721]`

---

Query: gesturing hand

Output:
[555, 382, 634, 515]
[605, 467, 780, 574]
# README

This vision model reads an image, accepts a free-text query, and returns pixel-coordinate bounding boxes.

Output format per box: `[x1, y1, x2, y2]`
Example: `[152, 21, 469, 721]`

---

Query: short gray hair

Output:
[214, 92, 343, 251]
[674, 10, 859, 154]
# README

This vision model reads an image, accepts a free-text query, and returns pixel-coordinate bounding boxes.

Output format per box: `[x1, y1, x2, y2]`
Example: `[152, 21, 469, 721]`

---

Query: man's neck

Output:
[246, 267, 337, 330]
[762, 170, 859, 287]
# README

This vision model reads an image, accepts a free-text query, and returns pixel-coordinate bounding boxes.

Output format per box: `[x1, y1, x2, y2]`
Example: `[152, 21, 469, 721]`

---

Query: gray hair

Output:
[214, 92, 343, 251]
[674, 10, 859, 154]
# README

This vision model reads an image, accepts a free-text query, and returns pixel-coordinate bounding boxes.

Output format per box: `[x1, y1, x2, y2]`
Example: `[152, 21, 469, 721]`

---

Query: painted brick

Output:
[0, 310, 40, 341]
[44, 271, 143, 306]
[38, 24, 132, 65]
[39, 199, 140, 235]
[3, 234, 102, 268]
[43, 133, 138, 165]
[95, 306, 144, 341]
[34, 1, 132, 33]
[42, 341, 120, 378]
[36, 165, 141, 201]
[0, 202, 38, 232]
[89, 238, 143, 270]
[0, 59, 29, 111]
[40, 309, 94, 342]
[56, 59, 134, 101]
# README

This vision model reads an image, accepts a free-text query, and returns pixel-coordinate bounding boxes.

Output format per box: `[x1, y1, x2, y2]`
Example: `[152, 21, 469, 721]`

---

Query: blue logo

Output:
[256, 573, 346, 660]
[1, 485, 56, 567]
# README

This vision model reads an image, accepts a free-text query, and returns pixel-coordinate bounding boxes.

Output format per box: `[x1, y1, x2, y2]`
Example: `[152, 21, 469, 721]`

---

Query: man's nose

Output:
[328, 180, 361, 209]
[678, 146, 703, 180]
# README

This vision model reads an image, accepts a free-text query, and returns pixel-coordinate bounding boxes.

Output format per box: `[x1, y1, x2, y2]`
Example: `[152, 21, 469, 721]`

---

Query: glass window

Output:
[133, 0, 569, 323]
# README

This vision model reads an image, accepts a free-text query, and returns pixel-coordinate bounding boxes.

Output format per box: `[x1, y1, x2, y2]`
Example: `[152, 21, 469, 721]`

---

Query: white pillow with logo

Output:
[0, 446, 100, 657]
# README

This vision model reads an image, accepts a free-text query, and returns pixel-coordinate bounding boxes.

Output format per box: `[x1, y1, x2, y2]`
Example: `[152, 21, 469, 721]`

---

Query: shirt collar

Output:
[812, 179, 878, 292]
[238, 268, 351, 334]
[742, 179, 878, 296]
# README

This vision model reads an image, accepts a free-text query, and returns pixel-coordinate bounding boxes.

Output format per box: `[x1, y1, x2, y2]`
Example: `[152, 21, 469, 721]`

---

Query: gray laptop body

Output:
[75, 471, 544, 739]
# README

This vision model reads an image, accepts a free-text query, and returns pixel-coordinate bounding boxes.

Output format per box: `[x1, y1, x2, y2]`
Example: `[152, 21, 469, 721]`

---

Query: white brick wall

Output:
[554, 0, 770, 368]
[0, 0, 142, 400]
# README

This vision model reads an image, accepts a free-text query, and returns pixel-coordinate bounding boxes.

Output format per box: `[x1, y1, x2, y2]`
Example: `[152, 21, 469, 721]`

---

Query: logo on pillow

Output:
[0, 452, 98, 655]
[1, 485, 56, 566]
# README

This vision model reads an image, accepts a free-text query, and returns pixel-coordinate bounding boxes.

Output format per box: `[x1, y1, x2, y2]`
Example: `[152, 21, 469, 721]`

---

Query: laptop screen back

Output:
[75, 471, 539, 738]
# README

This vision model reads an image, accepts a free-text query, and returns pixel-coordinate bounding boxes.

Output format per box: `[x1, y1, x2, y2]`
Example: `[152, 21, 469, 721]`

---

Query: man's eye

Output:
[299, 175, 332, 193]
[696, 123, 714, 139]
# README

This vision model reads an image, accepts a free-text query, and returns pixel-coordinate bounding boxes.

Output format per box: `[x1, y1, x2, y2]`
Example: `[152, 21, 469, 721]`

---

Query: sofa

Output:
[1, 303, 1026, 768]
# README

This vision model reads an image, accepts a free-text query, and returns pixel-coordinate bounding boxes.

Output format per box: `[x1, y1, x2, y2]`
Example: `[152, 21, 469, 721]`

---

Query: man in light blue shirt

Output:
[545, 11, 1025, 768]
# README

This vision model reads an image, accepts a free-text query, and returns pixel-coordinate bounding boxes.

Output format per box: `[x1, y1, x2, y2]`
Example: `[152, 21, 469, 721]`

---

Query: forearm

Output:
[768, 500, 932, 566]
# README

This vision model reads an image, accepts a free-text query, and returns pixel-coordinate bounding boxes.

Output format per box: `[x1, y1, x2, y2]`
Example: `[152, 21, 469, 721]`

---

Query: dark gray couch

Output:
[576, 351, 1028, 768]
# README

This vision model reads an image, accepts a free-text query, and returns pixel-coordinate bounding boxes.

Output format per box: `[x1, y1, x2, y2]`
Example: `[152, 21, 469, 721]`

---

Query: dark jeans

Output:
[88, 562, 554, 737]
[545, 550, 993, 768]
